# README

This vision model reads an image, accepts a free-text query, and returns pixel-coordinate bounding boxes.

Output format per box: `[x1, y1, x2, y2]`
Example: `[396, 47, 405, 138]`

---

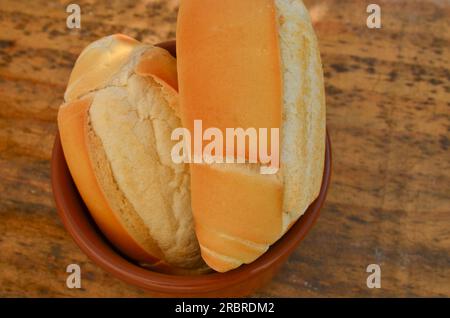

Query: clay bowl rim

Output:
[51, 40, 332, 294]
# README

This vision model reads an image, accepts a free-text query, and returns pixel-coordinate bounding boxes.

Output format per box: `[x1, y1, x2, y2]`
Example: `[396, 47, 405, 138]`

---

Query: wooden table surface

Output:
[0, 0, 449, 297]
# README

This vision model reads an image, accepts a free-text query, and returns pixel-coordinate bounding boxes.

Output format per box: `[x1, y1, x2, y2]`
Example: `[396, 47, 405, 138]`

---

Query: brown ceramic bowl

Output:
[51, 41, 332, 297]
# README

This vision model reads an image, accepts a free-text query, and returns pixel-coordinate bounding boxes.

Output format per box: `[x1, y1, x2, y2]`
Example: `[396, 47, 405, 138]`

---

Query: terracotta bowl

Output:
[51, 41, 332, 297]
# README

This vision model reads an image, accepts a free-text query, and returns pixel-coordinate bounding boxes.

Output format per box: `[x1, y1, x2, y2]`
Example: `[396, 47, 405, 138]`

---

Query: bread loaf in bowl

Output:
[177, 0, 326, 272]
[58, 34, 207, 274]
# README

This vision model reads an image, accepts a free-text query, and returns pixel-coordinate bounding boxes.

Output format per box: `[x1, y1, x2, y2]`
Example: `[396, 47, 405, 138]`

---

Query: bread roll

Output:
[177, 0, 326, 272]
[58, 34, 206, 273]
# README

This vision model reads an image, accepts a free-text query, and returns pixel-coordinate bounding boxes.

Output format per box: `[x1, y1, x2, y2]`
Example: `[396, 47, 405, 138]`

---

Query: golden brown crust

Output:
[177, 0, 284, 272]
[65, 34, 140, 103]
[135, 47, 179, 92]
[177, 0, 282, 156]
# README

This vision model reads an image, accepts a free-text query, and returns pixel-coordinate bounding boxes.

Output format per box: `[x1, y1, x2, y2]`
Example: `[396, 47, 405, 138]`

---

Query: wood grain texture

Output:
[0, 0, 449, 297]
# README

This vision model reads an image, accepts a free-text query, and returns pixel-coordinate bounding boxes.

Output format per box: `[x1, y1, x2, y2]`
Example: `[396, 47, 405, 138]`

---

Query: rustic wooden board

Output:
[0, 0, 449, 297]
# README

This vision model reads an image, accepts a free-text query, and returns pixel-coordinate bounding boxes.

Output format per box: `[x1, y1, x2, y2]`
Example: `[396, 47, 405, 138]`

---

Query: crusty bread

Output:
[58, 34, 207, 273]
[177, 0, 326, 272]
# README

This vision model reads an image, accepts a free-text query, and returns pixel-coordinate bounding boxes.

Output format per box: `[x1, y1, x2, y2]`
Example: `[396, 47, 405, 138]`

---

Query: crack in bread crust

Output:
[88, 78, 205, 270]
[276, 0, 326, 231]
[86, 118, 166, 262]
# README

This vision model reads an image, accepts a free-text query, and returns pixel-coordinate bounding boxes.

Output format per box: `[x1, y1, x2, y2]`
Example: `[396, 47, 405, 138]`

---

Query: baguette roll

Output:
[58, 34, 206, 273]
[177, 0, 326, 272]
